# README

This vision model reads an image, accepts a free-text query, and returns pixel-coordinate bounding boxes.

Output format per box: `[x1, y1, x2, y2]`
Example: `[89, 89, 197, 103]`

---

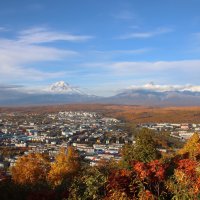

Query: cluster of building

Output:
[0, 111, 134, 169]
[138, 122, 199, 140]
[1, 110, 198, 171]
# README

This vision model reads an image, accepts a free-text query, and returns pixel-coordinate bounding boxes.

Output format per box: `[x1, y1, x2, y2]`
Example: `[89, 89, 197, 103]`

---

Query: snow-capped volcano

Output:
[49, 81, 85, 95]
[50, 81, 70, 92]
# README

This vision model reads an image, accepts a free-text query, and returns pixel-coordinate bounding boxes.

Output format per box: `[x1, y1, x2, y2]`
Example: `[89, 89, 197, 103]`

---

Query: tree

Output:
[106, 159, 169, 200]
[133, 129, 161, 162]
[121, 129, 161, 168]
[69, 166, 107, 200]
[167, 158, 200, 199]
[134, 160, 168, 199]
[48, 146, 80, 187]
[178, 133, 200, 159]
[105, 169, 136, 200]
[11, 153, 50, 186]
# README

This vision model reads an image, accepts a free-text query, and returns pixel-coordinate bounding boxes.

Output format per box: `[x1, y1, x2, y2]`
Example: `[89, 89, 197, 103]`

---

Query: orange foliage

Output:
[106, 169, 136, 199]
[11, 153, 50, 185]
[139, 190, 155, 200]
[106, 160, 168, 199]
[47, 146, 80, 187]
[134, 160, 166, 182]
[178, 133, 200, 159]
[174, 158, 200, 196]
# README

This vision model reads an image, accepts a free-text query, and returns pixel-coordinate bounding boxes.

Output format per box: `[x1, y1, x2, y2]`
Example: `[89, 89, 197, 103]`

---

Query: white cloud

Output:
[119, 27, 173, 39]
[0, 27, 90, 82]
[128, 82, 200, 92]
[0, 39, 77, 64]
[82, 60, 200, 87]
[107, 60, 200, 74]
[0, 40, 74, 81]
[18, 27, 93, 44]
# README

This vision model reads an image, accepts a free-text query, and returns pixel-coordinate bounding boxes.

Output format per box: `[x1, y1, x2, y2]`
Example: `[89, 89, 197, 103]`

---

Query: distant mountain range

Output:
[0, 81, 97, 105]
[1, 81, 200, 106]
[103, 90, 200, 106]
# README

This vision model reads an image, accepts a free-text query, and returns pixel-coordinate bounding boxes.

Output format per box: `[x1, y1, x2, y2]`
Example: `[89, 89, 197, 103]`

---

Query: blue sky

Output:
[1, 0, 200, 96]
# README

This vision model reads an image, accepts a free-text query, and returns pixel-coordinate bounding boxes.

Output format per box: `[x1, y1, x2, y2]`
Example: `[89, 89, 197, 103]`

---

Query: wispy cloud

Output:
[92, 48, 151, 55]
[119, 27, 173, 39]
[112, 10, 135, 20]
[0, 84, 24, 90]
[0, 27, 9, 32]
[18, 27, 93, 44]
[128, 82, 200, 92]
[87, 48, 152, 61]
[83, 60, 200, 82]
[0, 27, 89, 82]
[109, 60, 200, 74]
[193, 32, 200, 38]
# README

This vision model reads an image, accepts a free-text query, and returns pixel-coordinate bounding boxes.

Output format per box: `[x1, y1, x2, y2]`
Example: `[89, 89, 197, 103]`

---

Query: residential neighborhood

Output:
[0, 111, 134, 169]
[138, 122, 200, 140]
[0, 110, 199, 174]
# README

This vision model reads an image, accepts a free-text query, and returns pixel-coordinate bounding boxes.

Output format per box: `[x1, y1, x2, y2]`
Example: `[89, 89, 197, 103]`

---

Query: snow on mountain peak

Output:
[128, 83, 200, 93]
[49, 81, 84, 94]
[50, 81, 70, 91]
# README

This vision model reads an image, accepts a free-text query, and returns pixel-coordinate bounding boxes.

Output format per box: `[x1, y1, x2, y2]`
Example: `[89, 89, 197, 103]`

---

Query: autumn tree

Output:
[11, 153, 50, 186]
[167, 158, 200, 199]
[121, 129, 161, 168]
[133, 160, 169, 199]
[68, 166, 107, 200]
[105, 169, 136, 200]
[178, 132, 200, 159]
[48, 146, 80, 187]
[134, 129, 161, 162]
[106, 159, 169, 200]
